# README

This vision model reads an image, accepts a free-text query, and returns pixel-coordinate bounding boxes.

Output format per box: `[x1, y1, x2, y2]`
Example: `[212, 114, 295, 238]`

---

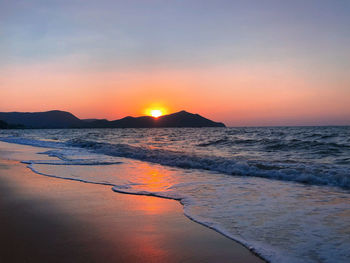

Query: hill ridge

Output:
[0, 110, 225, 129]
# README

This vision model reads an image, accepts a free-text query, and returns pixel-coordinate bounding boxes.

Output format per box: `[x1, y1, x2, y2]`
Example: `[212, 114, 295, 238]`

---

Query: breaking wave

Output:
[1, 136, 348, 188]
[66, 139, 350, 188]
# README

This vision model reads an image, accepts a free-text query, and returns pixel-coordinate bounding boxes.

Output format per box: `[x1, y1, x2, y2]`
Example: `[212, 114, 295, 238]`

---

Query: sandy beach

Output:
[0, 141, 264, 263]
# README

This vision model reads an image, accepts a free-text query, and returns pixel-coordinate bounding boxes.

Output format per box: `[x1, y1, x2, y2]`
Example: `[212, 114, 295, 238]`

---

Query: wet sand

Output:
[0, 141, 264, 263]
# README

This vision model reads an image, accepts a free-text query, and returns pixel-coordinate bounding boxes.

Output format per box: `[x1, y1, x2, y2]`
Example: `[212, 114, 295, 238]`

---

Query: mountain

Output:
[87, 111, 225, 128]
[0, 110, 83, 128]
[81, 118, 107, 123]
[0, 110, 225, 128]
[0, 120, 8, 129]
[156, 110, 225, 127]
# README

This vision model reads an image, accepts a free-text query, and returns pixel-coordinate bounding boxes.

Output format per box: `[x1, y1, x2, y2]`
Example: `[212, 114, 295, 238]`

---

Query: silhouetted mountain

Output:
[0, 110, 225, 128]
[0, 120, 8, 129]
[0, 110, 83, 128]
[89, 111, 225, 128]
[81, 118, 107, 123]
[156, 110, 225, 127]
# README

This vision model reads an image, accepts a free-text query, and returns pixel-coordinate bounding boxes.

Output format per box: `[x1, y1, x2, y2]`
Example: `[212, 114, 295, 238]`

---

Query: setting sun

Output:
[144, 106, 168, 118]
[150, 109, 163, 118]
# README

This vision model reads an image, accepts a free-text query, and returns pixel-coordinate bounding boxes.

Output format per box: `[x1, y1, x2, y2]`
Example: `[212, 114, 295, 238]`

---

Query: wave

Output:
[196, 136, 350, 156]
[1, 136, 349, 189]
[197, 137, 257, 146]
[67, 138, 350, 189]
[263, 139, 350, 152]
[197, 137, 230, 147]
[0, 137, 66, 148]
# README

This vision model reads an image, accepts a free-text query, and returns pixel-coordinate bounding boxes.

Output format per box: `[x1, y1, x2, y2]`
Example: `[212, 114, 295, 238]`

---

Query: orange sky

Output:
[1, 58, 349, 126]
[1, 1, 349, 126]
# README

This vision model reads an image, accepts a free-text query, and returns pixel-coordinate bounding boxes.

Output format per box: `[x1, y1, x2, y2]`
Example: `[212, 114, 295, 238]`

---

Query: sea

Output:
[0, 126, 349, 263]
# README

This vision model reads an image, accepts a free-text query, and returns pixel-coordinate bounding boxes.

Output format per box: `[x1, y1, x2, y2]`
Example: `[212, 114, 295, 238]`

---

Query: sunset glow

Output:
[1, 1, 349, 126]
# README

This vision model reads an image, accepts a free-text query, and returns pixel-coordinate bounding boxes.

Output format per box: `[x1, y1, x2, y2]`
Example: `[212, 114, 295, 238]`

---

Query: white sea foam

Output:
[23, 160, 123, 166]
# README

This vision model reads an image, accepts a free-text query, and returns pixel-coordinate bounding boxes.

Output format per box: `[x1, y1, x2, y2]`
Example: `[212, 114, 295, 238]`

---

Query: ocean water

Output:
[0, 127, 349, 262]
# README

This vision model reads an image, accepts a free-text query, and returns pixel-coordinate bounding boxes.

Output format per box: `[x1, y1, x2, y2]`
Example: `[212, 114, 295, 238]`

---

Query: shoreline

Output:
[0, 141, 264, 263]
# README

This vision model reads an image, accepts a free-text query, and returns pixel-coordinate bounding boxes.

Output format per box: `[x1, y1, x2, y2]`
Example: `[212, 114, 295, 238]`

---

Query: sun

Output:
[150, 109, 163, 118]
[144, 106, 168, 118]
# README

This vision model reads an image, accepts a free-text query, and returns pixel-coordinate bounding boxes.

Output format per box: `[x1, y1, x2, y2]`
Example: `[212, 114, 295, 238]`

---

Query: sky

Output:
[1, 0, 349, 126]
